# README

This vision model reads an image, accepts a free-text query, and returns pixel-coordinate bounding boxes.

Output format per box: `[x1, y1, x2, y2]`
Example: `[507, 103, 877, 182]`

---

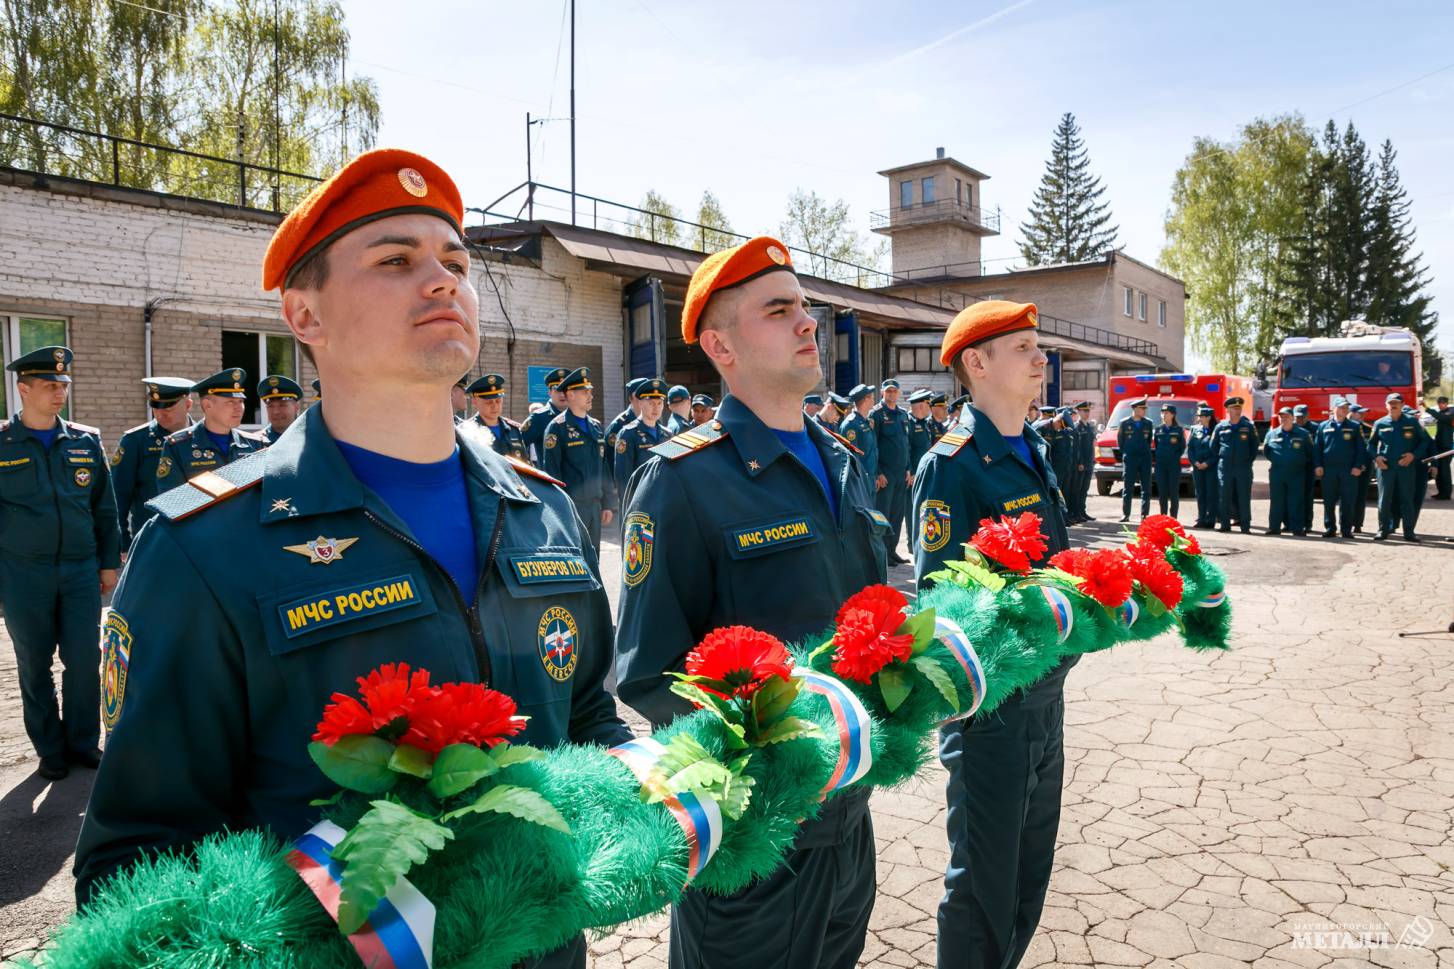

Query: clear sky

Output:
[343, 0, 1453, 372]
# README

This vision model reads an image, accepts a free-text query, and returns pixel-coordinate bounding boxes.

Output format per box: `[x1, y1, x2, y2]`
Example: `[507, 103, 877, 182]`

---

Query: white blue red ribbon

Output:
[793, 667, 875, 793]
[1118, 597, 1140, 627]
[931, 616, 987, 721]
[609, 737, 723, 881]
[286, 819, 435, 969]
[1039, 586, 1075, 644]
[1195, 590, 1225, 609]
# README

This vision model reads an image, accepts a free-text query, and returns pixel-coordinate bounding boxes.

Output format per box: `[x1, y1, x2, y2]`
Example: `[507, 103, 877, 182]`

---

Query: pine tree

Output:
[1018, 112, 1119, 265]
[1277, 142, 1335, 338]
[1321, 121, 1375, 332]
[1364, 139, 1438, 379]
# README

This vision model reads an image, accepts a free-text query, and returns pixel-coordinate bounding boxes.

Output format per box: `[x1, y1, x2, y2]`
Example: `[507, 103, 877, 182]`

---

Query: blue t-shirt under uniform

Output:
[774, 426, 839, 520]
[206, 430, 233, 455]
[28, 425, 59, 450]
[1005, 433, 1033, 468]
[334, 440, 481, 606]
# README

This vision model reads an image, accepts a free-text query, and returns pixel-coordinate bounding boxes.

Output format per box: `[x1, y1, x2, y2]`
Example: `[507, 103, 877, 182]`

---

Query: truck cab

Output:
[1093, 396, 1198, 496]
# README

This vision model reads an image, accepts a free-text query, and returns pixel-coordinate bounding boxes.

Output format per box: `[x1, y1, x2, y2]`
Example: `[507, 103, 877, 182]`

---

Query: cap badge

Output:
[231, 369, 242, 381]
[52, 349, 65, 361]
[398, 167, 428, 198]
[765, 245, 787, 265]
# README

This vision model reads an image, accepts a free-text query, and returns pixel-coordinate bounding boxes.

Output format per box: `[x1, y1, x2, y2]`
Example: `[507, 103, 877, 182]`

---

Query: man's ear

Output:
[699, 328, 733, 369]
[282, 289, 323, 355]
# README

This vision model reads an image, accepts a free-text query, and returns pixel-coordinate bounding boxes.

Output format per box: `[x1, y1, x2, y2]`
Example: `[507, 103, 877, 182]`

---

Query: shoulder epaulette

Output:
[124, 421, 152, 436]
[824, 427, 863, 456]
[504, 454, 565, 487]
[66, 420, 101, 435]
[931, 427, 973, 457]
[0, 419, 9, 432]
[650, 422, 729, 461]
[165, 427, 192, 443]
[238, 429, 270, 444]
[145, 452, 266, 522]
[503, 416, 523, 430]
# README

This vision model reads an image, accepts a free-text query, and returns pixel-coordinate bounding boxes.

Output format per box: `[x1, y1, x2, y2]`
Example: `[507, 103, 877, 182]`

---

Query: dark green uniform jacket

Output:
[0, 415, 120, 568]
[75, 407, 628, 903]
[473, 414, 527, 461]
[111, 420, 179, 550]
[612, 417, 665, 499]
[155, 421, 267, 488]
[542, 410, 612, 508]
[839, 410, 878, 478]
[521, 402, 560, 464]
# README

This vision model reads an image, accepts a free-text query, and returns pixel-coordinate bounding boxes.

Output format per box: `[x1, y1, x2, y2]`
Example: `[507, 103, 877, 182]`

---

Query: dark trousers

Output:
[1121, 459, 1151, 517]
[1268, 469, 1304, 532]
[1436, 454, 1451, 499]
[669, 797, 875, 969]
[1217, 466, 1252, 529]
[876, 468, 909, 557]
[0, 555, 102, 759]
[576, 499, 603, 552]
[1376, 464, 1417, 537]
[1322, 468, 1360, 534]
[1352, 471, 1369, 529]
[519, 935, 586, 969]
[938, 665, 1069, 969]
[1302, 469, 1317, 531]
[1070, 465, 1090, 519]
[1191, 467, 1218, 525]
[1153, 464, 1180, 517]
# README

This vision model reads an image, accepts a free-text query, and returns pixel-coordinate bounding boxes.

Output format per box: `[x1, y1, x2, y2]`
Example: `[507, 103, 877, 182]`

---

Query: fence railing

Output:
[870, 197, 1002, 234]
[913, 286, 1159, 356]
[0, 112, 322, 213]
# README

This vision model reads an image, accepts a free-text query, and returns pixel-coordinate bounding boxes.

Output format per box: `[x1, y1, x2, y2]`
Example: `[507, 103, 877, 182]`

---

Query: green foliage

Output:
[777, 188, 887, 285]
[877, 665, 912, 712]
[332, 800, 453, 935]
[387, 743, 434, 779]
[439, 784, 571, 834]
[427, 743, 499, 798]
[308, 736, 398, 795]
[628, 190, 682, 245]
[924, 556, 1006, 592]
[1019, 112, 1119, 265]
[899, 607, 937, 656]
[0, 0, 379, 210]
[695, 190, 737, 252]
[641, 733, 755, 820]
[911, 653, 959, 711]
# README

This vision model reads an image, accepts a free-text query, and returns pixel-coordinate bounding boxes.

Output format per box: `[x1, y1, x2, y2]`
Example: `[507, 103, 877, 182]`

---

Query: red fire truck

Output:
[1273, 323, 1422, 422]
[1092, 373, 1255, 496]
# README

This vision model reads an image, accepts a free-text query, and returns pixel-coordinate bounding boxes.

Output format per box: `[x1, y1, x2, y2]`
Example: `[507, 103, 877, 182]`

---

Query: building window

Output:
[1138, 293, 1147, 321]
[2, 314, 71, 419]
[1064, 370, 1104, 391]
[894, 346, 946, 374]
[921, 176, 935, 205]
[222, 329, 298, 426]
[1158, 300, 1167, 327]
[955, 178, 963, 204]
[899, 180, 912, 209]
[1123, 286, 1133, 316]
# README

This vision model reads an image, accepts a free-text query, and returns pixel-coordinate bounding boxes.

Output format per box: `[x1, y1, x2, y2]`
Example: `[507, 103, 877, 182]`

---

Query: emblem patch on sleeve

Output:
[538, 606, 579, 682]
[111, 446, 124, 467]
[74, 467, 92, 487]
[101, 610, 132, 730]
[622, 512, 654, 587]
[920, 499, 951, 553]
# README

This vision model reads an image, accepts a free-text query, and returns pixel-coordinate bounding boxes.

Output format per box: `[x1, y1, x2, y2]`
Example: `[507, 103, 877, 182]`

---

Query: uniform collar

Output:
[258, 406, 538, 524]
[717, 394, 794, 477]
[6, 412, 70, 440]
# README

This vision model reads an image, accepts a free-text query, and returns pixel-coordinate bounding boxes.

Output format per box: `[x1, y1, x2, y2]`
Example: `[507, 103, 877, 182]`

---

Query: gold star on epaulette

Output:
[983, 454, 993, 463]
[748, 459, 760, 471]
[269, 497, 295, 515]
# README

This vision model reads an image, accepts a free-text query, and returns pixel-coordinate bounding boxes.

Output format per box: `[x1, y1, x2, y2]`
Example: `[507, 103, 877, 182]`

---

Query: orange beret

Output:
[939, 300, 1039, 365]
[262, 148, 464, 291]
[681, 236, 796, 344]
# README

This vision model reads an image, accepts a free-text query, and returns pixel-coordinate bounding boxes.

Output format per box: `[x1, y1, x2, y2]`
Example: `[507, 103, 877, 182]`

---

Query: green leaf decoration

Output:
[1033, 568, 1085, 589]
[911, 654, 959, 711]
[439, 783, 571, 833]
[644, 734, 731, 801]
[751, 675, 801, 727]
[878, 665, 913, 713]
[307, 737, 398, 795]
[332, 800, 453, 935]
[715, 771, 755, 821]
[1143, 592, 1167, 618]
[752, 716, 823, 746]
[491, 743, 546, 769]
[668, 673, 734, 693]
[387, 743, 434, 779]
[942, 558, 1006, 592]
[668, 682, 748, 747]
[807, 639, 836, 662]
[896, 608, 938, 655]
[426, 744, 498, 799]
[308, 789, 346, 809]
[922, 568, 959, 586]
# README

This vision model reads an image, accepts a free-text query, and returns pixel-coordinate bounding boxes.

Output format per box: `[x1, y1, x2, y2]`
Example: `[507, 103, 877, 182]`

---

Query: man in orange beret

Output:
[615, 237, 889, 969]
[75, 150, 630, 969]
[911, 299, 1075, 969]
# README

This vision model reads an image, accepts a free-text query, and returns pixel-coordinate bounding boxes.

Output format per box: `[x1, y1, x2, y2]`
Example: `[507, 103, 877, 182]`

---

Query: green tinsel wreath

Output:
[18, 538, 1229, 969]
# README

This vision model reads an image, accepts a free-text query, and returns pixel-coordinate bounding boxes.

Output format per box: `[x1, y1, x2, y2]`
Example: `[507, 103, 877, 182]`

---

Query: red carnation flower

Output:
[1047, 548, 1094, 575]
[685, 626, 794, 702]
[313, 662, 434, 744]
[1073, 548, 1135, 608]
[1126, 550, 1184, 610]
[831, 585, 914, 684]
[1179, 533, 1202, 556]
[1136, 515, 1187, 551]
[970, 512, 1048, 573]
[404, 682, 526, 753]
